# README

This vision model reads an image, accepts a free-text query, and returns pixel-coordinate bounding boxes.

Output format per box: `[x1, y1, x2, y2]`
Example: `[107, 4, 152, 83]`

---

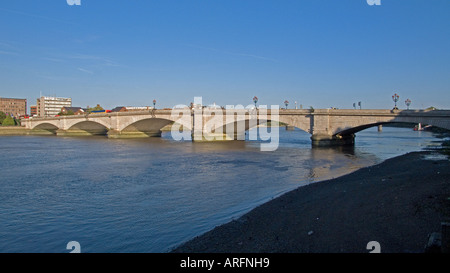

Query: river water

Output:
[0, 127, 443, 253]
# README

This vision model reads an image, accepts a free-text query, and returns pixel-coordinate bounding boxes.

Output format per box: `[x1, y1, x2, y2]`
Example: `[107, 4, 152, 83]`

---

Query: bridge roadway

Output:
[22, 109, 450, 146]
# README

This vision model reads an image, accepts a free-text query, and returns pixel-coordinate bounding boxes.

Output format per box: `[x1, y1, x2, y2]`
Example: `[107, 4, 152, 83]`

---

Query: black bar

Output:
[1, 253, 447, 272]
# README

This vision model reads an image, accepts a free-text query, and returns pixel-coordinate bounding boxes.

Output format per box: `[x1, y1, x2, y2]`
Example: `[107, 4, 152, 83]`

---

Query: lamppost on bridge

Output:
[253, 96, 258, 109]
[295, 101, 298, 109]
[153, 99, 156, 109]
[358, 101, 362, 110]
[392, 93, 399, 110]
[353, 103, 356, 109]
[405, 99, 411, 110]
[284, 100, 289, 109]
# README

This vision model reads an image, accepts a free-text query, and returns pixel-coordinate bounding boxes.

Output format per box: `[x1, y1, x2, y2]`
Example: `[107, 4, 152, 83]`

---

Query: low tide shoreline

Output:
[0, 127, 30, 135]
[172, 149, 450, 253]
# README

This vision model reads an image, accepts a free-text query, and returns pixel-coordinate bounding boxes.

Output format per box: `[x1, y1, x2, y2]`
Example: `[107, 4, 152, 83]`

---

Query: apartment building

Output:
[36, 96, 72, 117]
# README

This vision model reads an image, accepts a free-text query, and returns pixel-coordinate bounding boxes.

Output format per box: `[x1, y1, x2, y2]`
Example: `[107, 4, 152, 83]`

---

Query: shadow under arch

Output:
[67, 121, 109, 136]
[214, 119, 311, 140]
[335, 121, 427, 137]
[31, 123, 59, 135]
[118, 118, 175, 137]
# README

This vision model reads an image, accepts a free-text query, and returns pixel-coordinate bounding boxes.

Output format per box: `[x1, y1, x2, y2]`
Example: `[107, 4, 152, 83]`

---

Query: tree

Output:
[0, 111, 6, 125]
[58, 110, 75, 116]
[87, 104, 104, 113]
[426, 106, 438, 111]
[2, 115, 16, 126]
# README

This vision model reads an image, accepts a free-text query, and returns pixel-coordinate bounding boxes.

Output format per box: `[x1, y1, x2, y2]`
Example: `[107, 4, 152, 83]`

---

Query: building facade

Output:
[37, 96, 72, 117]
[0, 97, 27, 117]
[60, 106, 87, 115]
[30, 105, 37, 116]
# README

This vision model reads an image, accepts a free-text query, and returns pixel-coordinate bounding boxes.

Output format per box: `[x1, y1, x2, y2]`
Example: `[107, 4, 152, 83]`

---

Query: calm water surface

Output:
[0, 127, 442, 252]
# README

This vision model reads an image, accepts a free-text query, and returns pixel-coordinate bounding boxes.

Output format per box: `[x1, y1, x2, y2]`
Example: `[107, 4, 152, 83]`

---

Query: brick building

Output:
[30, 105, 37, 116]
[0, 97, 27, 117]
[60, 106, 87, 115]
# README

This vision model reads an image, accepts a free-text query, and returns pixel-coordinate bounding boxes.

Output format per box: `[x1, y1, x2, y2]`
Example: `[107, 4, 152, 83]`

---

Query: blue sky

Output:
[0, 0, 449, 111]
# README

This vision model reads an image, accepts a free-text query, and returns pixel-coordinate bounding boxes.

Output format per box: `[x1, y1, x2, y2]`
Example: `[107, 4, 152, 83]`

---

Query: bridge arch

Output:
[122, 118, 174, 132]
[110, 118, 176, 138]
[277, 114, 312, 134]
[67, 121, 109, 135]
[334, 122, 392, 136]
[209, 116, 311, 141]
[333, 118, 450, 137]
[32, 122, 59, 130]
[65, 118, 111, 131]
[31, 122, 59, 134]
[217, 119, 311, 133]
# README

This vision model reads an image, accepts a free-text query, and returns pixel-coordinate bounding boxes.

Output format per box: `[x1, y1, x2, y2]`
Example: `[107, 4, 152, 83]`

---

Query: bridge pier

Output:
[311, 133, 355, 147]
[107, 129, 162, 139]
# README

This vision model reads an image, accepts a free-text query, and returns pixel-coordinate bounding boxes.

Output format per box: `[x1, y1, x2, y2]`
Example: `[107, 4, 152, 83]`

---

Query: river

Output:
[0, 126, 443, 252]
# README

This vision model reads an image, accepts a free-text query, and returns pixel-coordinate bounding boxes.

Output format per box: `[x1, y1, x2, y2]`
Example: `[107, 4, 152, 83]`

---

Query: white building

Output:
[37, 96, 72, 117]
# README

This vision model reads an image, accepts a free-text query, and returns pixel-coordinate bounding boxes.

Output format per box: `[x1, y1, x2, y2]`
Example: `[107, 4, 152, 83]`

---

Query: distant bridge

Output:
[22, 109, 450, 146]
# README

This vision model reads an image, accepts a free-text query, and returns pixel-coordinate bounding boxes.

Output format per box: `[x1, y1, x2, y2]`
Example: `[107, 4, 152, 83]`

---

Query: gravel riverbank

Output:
[172, 150, 450, 253]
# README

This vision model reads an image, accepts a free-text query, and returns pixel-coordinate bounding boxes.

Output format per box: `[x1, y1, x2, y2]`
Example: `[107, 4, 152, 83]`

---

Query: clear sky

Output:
[0, 0, 449, 111]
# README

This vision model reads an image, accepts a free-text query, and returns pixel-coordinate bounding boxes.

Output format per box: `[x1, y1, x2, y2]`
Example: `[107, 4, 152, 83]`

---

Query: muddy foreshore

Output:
[172, 150, 450, 253]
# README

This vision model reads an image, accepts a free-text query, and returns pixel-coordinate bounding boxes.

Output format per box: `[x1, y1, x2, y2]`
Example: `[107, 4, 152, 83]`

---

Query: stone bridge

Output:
[22, 108, 450, 146]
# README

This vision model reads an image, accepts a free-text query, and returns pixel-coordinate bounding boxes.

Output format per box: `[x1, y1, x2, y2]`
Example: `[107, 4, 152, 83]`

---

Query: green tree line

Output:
[0, 111, 19, 126]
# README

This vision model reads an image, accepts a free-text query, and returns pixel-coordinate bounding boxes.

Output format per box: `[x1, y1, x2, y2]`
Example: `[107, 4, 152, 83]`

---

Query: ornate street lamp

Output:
[253, 96, 258, 109]
[353, 103, 356, 109]
[405, 99, 411, 110]
[358, 101, 362, 109]
[392, 93, 399, 110]
[295, 101, 298, 109]
[153, 99, 156, 109]
[284, 100, 289, 109]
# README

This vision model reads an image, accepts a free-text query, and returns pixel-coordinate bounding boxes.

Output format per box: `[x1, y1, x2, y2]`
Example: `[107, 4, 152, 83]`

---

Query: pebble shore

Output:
[172, 150, 450, 253]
